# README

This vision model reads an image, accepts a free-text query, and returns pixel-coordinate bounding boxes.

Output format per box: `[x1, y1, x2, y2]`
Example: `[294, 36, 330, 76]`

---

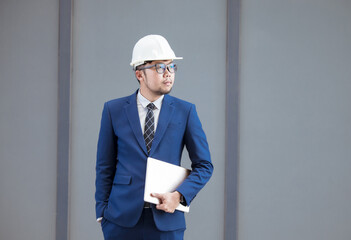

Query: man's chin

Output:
[159, 87, 172, 95]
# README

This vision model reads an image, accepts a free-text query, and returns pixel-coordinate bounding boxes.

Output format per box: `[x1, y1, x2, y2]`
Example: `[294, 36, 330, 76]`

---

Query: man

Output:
[95, 34, 213, 240]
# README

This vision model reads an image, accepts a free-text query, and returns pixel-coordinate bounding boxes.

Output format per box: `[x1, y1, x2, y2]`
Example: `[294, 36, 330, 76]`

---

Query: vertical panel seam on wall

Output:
[225, 0, 240, 240]
[57, 0, 72, 239]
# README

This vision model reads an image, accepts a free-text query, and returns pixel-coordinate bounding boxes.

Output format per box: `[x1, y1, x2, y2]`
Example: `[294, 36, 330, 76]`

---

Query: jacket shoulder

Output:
[105, 96, 129, 107]
[166, 95, 194, 109]
[104, 92, 136, 109]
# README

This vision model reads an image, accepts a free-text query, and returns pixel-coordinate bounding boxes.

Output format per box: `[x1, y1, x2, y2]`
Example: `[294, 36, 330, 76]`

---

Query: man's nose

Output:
[163, 67, 171, 76]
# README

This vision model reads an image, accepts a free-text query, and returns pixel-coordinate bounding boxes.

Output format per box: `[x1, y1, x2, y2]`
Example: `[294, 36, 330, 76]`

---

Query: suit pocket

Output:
[113, 175, 132, 185]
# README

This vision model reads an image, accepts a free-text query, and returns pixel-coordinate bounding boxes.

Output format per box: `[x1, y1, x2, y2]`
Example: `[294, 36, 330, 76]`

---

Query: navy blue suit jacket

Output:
[95, 91, 213, 231]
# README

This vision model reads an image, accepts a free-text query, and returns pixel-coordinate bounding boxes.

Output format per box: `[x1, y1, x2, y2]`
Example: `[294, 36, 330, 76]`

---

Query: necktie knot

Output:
[147, 103, 156, 111]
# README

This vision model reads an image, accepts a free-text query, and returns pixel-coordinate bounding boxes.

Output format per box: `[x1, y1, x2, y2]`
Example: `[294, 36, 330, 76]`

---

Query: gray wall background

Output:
[238, 0, 351, 239]
[0, 0, 350, 240]
[0, 0, 58, 240]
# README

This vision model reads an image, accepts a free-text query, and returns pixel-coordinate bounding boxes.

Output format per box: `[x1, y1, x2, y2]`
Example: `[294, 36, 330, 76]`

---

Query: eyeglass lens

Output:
[155, 63, 177, 74]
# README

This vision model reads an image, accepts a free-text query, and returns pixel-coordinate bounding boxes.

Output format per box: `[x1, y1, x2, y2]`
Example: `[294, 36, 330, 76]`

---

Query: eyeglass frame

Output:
[137, 62, 177, 74]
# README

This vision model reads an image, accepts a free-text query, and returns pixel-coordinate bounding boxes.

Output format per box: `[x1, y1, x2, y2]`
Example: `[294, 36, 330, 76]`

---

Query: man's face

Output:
[136, 60, 175, 100]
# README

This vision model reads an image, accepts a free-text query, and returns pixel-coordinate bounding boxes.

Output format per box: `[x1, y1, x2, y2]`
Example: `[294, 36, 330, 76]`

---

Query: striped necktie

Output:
[144, 103, 156, 154]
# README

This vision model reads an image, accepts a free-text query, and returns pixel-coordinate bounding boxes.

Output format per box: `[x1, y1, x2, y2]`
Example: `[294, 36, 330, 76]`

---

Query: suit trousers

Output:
[101, 208, 185, 240]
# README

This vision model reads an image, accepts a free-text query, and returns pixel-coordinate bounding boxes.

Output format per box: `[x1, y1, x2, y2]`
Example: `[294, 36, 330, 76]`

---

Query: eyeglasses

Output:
[138, 63, 177, 74]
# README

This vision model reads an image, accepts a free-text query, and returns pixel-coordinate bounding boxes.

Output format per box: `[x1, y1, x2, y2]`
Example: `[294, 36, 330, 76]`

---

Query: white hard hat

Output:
[130, 34, 183, 69]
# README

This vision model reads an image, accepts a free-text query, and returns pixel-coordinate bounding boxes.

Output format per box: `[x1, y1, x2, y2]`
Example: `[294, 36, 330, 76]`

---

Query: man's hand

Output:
[151, 191, 181, 213]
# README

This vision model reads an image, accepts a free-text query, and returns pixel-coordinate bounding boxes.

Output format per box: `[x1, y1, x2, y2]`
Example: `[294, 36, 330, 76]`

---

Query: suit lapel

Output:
[124, 92, 148, 155]
[149, 94, 174, 155]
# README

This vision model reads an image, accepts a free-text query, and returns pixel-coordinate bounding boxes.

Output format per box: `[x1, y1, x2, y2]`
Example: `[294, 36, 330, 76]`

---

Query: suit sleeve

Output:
[95, 102, 117, 218]
[176, 104, 213, 205]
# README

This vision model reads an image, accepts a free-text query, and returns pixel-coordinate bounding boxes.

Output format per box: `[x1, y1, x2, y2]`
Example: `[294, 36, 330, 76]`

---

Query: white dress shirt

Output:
[137, 90, 164, 134]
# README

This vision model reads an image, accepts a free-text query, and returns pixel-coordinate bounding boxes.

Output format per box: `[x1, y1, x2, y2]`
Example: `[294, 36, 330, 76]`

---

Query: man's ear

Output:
[135, 70, 144, 82]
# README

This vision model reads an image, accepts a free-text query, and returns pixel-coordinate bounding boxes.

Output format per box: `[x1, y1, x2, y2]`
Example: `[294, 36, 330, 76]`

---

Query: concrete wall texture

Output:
[0, 0, 350, 239]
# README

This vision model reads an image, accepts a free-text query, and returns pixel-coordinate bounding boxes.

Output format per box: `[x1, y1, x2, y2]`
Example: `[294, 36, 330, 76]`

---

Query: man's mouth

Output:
[163, 81, 172, 85]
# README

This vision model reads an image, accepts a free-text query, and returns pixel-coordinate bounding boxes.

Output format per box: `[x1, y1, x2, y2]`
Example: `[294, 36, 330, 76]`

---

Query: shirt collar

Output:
[137, 90, 164, 110]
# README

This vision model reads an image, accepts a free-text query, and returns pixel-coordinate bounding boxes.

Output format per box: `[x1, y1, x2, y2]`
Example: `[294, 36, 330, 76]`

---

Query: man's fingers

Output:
[156, 204, 174, 213]
[151, 193, 164, 200]
[151, 192, 177, 213]
[156, 203, 167, 212]
[156, 203, 164, 210]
